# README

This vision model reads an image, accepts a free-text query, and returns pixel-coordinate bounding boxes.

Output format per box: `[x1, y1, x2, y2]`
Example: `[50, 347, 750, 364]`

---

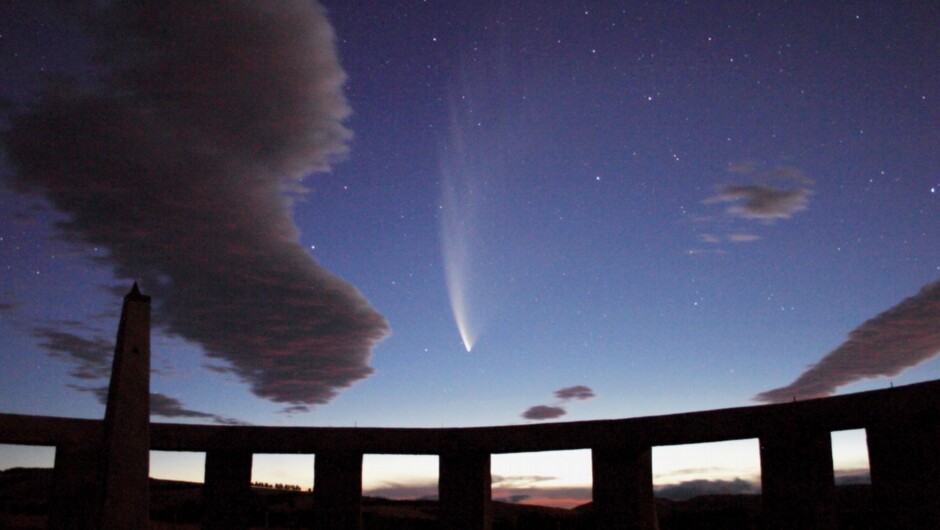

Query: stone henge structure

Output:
[0, 284, 939, 529]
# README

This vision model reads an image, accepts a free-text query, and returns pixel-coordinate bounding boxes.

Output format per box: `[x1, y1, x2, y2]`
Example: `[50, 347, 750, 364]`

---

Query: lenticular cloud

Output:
[2, 1, 389, 407]
[755, 280, 940, 403]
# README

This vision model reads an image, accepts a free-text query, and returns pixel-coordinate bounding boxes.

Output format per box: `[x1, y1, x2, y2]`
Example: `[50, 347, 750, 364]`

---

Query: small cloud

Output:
[280, 405, 310, 414]
[555, 385, 595, 401]
[754, 279, 940, 403]
[698, 233, 721, 244]
[522, 405, 566, 420]
[522, 385, 596, 420]
[728, 233, 761, 243]
[709, 184, 811, 220]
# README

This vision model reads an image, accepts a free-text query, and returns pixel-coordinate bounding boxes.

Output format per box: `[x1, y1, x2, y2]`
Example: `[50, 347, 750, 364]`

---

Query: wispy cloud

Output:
[728, 233, 761, 243]
[690, 163, 812, 253]
[2, 2, 389, 407]
[33, 327, 112, 380]
[708, 184, 811, 220]
[150, 392, 248, 425]
[522, 385, 596, 421]
[754, 279, 940, 403]
[71, 385, 246, 425]
[492, 475, 557, 488]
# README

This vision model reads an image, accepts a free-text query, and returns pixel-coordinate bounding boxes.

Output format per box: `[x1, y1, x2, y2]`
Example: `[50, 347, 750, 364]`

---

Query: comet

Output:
[440, 182, 477, 352]
[439, 96, 489, 352]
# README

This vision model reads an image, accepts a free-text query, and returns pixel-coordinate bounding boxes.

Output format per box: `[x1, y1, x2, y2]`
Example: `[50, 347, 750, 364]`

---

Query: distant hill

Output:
[1, 467, 877, 529]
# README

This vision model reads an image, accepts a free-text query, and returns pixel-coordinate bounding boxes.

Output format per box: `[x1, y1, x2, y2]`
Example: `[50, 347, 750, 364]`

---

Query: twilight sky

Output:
[1, 0, 939, 508]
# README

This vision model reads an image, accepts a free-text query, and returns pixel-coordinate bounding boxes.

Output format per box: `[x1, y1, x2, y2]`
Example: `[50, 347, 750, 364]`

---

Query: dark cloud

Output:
[71, 385, 245, 425]
[33, 327, 112, 380]
[0, 301, 19, 315]
[280, 405, 310, 414]
[521, 405, 567, 420]
[655, 478, 760, 501]
[555, 385, 595, 401]
[755, 280, 940, 403]
[710, 184, 811, 220]
[2, 1, 389, 406]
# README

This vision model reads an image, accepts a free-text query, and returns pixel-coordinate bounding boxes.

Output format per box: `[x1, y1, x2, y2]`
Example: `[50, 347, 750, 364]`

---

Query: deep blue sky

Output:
[1, 0, 938, 506]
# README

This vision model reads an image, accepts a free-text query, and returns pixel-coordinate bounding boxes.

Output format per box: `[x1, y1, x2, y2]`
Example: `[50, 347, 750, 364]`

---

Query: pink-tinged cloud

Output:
[2, 1, 389, 407]
[555, 385, 595, 401]
[522, 405, 567, 420]
[754, 280, 940, 403]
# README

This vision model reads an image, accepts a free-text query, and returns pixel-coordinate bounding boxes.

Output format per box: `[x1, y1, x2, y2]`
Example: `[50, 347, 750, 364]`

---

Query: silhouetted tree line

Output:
[251, 481, 309, 492]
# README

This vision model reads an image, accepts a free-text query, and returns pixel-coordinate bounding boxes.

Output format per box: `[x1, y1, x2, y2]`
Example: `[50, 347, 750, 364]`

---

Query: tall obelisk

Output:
[99, 283, 151, 529]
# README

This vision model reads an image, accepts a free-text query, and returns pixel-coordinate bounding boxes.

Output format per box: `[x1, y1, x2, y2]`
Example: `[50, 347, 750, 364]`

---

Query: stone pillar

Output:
[203, 449, 254, 530]
[99, 283, 151, 530]
[47, 443, 101, 530]
[314, 451, 363, 530]
[867, 422, 940, 529]
[439, 451, 491, 530]
[592, 444, 658, 530]
[759, 430, 836, 530]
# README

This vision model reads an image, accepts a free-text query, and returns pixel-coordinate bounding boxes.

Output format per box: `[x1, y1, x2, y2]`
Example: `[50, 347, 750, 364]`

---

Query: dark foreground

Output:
[1, 467, 876, 530]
